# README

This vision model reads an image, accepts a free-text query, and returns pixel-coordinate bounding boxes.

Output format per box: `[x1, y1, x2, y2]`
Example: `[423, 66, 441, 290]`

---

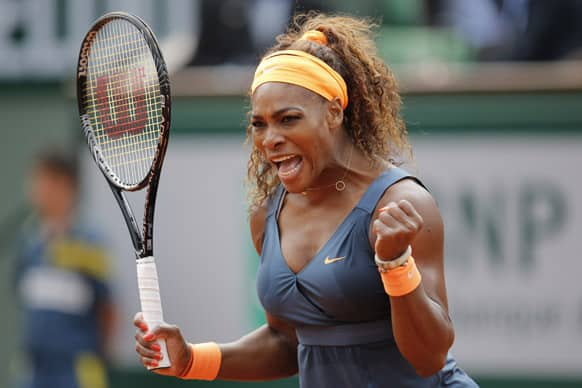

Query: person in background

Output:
[432, 0, 582, 61]
[14, 149, 115, 388]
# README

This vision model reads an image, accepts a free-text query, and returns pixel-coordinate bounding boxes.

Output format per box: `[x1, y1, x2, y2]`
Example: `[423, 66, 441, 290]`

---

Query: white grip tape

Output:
[136, 256, 171, 369]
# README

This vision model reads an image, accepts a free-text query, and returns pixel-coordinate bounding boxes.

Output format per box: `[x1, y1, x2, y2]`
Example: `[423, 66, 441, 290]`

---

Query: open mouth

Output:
[271, 154, 303, 179]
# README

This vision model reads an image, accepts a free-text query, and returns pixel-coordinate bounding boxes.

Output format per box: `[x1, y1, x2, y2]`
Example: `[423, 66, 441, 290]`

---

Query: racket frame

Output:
[77, 12, 173, 369]
[77, 11, 171, 259]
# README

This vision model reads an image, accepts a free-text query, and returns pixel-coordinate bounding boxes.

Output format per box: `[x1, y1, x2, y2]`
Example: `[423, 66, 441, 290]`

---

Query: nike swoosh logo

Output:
[324, 256, 346, 264]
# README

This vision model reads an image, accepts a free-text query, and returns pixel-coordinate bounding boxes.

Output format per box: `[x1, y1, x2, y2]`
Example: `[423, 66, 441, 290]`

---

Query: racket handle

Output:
[136, 256, 171, 369]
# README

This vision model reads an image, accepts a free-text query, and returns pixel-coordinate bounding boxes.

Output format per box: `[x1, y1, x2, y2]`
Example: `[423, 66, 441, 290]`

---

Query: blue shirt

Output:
[15, 219, 112, 358]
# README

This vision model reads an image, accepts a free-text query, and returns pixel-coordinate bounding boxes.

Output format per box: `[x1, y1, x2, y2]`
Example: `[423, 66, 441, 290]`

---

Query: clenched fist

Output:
[373, 199, 424, 260]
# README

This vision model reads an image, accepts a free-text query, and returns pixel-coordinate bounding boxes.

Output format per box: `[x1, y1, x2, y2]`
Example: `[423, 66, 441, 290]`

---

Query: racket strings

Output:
[85, 101, 160, 136]
[82, 19, 162, 186]
[99, 136, 159, 155]
[87, 23, 154, 184]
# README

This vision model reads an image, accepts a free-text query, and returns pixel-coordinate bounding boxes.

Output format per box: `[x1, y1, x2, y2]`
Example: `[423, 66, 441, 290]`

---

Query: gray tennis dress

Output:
[256, 168, 478, 387]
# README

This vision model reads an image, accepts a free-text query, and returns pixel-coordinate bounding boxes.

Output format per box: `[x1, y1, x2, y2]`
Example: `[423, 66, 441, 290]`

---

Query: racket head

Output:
[77, 12, 171, 191]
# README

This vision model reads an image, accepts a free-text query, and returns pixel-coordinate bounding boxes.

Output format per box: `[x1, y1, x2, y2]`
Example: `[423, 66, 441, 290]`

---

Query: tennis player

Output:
[134, 13, 478, 387]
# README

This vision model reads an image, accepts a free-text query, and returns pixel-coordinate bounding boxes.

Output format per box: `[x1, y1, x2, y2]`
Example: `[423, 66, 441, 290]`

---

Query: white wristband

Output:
[375, 245, 412, 272]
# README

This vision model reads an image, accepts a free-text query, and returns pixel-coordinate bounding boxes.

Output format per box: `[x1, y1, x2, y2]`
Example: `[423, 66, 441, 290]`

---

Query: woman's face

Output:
[251, 82, 341, 193]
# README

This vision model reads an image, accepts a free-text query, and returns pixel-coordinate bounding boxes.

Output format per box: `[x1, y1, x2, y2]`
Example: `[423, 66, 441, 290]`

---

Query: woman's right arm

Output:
[133, 202, 299, 380]
[218, 313, 298, 380]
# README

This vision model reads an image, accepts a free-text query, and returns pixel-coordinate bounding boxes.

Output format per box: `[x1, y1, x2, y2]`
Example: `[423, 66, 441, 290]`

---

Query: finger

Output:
[384, 205, 409, 223]
[398, 200, 424, 224]
[378, 202, 397, 214]
[135, 330, 157, 348]
[378, 207, 410, 230]
[373, 219, 394, 240]
[372, 218, 384, 235]
[143, 332, 156, 342]
[372, 218, 381, 234]
[133, 312, 148, 332]
[141, 323, 167, 342]
[145, 322, 176, 341]
[378, 202, 406, 224]
[136, 340, 163, 361]
[151, 323, 171, 339]
[140, 355, 160, 369]
[385, 206, 420, 231]
[133, 311, 144, 322]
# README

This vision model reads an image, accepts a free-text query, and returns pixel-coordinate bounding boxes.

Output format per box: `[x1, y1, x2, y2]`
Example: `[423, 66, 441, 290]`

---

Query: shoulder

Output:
[71, 220, 109, 247]
[250, 185, 284, 255]
[249, 201, 268, 256]
[379, 177, 440, 223]
[51, 222, 112, 281]
[370, 177, 444, 255]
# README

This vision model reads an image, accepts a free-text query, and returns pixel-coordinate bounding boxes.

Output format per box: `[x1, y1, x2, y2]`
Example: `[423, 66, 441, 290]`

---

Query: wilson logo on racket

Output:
[95, 67, 148, 139]
[77, 31, 97, 77]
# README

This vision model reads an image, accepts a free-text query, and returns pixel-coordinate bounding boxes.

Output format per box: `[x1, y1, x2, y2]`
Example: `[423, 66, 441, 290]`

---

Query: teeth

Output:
[271, 155, 296, 163]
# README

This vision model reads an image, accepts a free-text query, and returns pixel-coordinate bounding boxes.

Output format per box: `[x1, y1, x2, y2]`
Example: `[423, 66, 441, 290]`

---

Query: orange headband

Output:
[301, 30, 328, 45]
[251, 32, 348, 109]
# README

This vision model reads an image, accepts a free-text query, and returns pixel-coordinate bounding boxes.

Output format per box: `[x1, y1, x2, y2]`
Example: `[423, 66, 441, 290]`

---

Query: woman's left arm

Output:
[371, 179, 454, 377]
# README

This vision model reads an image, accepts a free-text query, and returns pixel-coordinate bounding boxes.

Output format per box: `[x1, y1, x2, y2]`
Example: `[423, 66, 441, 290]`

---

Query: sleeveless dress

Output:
[256, 168, 478, 387]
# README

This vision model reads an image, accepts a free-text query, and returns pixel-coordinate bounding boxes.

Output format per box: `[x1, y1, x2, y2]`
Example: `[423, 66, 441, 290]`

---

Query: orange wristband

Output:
[379, 256, 422, 297]
[180, 342, 222, 380]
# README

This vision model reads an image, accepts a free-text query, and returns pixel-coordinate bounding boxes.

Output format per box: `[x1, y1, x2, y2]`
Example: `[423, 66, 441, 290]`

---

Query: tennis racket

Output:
[76, 12, 171, 369]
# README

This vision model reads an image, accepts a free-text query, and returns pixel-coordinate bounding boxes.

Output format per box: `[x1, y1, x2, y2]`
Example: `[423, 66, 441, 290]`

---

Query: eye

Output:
[281, 115, 300, 124]
[251, 120, 266, 129]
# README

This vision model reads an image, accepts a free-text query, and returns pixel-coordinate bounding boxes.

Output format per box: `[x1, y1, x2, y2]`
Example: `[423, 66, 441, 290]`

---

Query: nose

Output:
[262, 127, 284, 150]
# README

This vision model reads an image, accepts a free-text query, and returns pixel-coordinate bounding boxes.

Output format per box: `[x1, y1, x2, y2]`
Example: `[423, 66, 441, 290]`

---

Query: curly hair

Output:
[246, 12, 410, 210]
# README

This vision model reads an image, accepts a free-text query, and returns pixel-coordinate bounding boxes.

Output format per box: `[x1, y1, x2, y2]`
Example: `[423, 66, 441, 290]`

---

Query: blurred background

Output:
[1, 0, 582, 387]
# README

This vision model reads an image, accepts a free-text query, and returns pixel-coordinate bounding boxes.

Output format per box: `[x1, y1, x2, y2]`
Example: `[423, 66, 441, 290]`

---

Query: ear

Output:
[325, 97, 344, 132]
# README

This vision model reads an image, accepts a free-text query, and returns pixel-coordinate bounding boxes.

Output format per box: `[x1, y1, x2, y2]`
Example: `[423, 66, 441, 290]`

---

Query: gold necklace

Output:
[302, 144, 354, 194]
